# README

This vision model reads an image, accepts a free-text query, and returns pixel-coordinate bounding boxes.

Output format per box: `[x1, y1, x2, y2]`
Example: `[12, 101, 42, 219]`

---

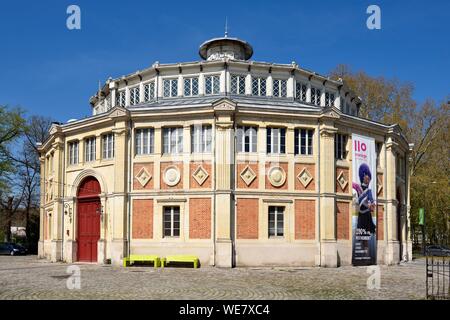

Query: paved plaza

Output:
[0, 256, 425, 300]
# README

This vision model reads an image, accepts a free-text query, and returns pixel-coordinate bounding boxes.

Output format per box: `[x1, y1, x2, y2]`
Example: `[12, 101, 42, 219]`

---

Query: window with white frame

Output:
[68, 141, 79, 165]
[163, 127, 183, 154]
[272, 79, 287, 98]
[231, 74, 246, 95]
[205, 75, 220, 95]
[295, 82, 307, 102]
[163, 206, 180, 237]
[184, 77, 199, 97]
[191, 124, 212, 153]
[129, 86, 140, 105]
[252, 77, 266, 96]
[295, 129, 314, 155]
[267, 127, 286, 154]
[163, 79, 178, 98]
[84, 137, 96, 162]
[311, 87, 321, 106]
[135, 128, 154, 155]
[102, 133, 114, 160]
[325, 92, 335, 107]
[335, 134, 348, 160]
[236, 126, 257, 153]
[144, 81, 155, 102]
[117, 90, 126, 107]
[268, 206, 284, 237]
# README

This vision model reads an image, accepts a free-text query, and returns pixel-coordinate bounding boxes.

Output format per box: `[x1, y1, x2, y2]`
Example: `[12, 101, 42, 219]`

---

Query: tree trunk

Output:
[3, 197, 13, 242]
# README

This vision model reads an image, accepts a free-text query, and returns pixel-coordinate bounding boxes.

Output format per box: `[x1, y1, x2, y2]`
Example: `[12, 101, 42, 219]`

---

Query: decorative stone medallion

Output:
[135, 167, 152, 187]
[240, 165, 256, 186]
[297, 167, 313, 188]
[268, 166, 286, 187]
[163, 166, 181, 186]
[192, 165, 209, 186]
[337, 170, 348, 191]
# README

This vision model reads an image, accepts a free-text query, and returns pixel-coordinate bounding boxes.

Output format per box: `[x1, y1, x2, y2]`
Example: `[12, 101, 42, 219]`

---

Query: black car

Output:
[0, 243, 28, 256]
[426, 245, 450, 257]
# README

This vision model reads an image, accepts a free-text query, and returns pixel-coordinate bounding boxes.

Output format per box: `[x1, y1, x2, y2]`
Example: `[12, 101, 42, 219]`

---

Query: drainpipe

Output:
[317, 120, 321, 267]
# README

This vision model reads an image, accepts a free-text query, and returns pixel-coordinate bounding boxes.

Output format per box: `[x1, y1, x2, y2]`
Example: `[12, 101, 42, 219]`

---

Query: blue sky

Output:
[0, 0, 448, 122]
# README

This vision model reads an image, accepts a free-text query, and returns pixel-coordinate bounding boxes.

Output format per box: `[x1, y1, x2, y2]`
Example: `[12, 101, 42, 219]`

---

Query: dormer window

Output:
[311, 87, 321, 106]
[144, 81, 155, 102]
[163, 79, 178, 98]
[117, 90, 126, 107]
[325, 92, 335, 107]
[231, 74, 246, 95]
[273, 79, 287, 98]
[205, 75, 220, 95]
[130, 86, 140, 105]
[295, 82, 307, 102]
[252, 77, 267, 96]
[184, 77, 199, 97]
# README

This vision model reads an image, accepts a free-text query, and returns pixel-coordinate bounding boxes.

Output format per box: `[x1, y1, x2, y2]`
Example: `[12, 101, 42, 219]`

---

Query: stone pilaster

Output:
[385, 136, 399, 264]
[319, 121, 338, 267]
[110, 112, 130, 266]
[213, 99, 235, 267]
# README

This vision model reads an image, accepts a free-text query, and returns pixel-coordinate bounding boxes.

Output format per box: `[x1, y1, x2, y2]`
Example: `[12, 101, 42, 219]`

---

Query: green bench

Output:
[123, 254, 160, 268]
[161, 255, 200, 268]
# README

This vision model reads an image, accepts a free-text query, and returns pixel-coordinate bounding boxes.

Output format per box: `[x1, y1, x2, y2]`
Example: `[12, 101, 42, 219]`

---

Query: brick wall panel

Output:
[132, 199, 153, 239]
[189, 198, 211, 239]
[337, 201, 350, 240]
[295, 200, 316, 240]
[237, 198, 259, 239]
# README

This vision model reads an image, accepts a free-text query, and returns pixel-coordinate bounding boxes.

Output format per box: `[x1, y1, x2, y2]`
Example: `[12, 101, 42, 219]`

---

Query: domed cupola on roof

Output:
[199, 29, 253, 61]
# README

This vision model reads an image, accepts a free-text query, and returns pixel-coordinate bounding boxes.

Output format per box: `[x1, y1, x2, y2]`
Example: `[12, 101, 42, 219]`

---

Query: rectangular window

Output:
[163, 79, 178, 98]
[268, 206, 284, 237]
[273, 79, 287, 98]
[294, 129, 314, 155]
[252, 77, 266, 96]
[184, 77, 199, 97]
[130, 86, 140, 105]
[144, 82, 155, 102]
[84, 137, 96, 162]
[163, 206, 180, 237]
[231, 74, 246, 95]
[267, 127, 286, 154]
[163, 127, 183, 154]
[205, 75, 220, 95]
[135, 128, 154, 155]
[117, 90, 126, 107]
[311, 87, 321, 106]
[191, 124, 212, 153]
[295, 82, 307, 102]
[68, 141, 79, 165]
[335, 134, 348, 160]
[325, 92, 335, 107]
[236, 126, 257, 153]
[102, 133, 114, 160]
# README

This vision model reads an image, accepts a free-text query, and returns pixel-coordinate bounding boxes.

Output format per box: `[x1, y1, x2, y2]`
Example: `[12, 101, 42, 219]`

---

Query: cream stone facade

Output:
[38, 35, 411, 267]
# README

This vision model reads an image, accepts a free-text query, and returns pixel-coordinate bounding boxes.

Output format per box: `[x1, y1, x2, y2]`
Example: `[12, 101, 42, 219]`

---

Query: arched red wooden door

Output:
[77, 177, 101, 262]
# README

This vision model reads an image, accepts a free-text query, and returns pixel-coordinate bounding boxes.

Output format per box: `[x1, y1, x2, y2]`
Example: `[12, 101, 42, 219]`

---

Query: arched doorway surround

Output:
[77, 176, 101, 262]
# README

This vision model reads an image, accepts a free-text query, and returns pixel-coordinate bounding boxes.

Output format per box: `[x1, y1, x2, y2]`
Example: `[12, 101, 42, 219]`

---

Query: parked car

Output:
[426, 245, 450, 256]
[0, 243, 28, 256]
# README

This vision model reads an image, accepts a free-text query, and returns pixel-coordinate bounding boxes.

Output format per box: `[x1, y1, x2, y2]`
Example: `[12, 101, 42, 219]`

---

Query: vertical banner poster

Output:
[351, 134, 377, 265]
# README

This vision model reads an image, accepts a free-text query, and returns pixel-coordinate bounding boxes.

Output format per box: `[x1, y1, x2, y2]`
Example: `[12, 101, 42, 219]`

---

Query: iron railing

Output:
[426, 254, 450, 300]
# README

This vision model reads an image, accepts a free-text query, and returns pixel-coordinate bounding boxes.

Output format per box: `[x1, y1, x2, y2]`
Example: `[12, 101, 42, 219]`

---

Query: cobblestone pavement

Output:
[0, 256, 426, 300]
